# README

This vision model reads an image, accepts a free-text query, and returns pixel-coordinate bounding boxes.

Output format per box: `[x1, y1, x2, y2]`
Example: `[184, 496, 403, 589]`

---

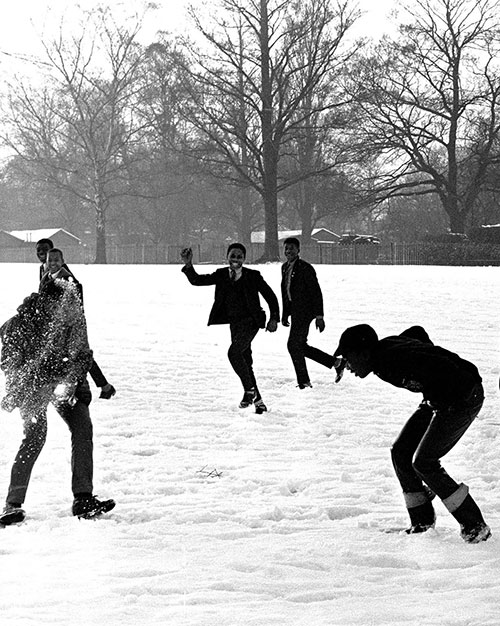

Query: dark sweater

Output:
[372, 335, 482, 409]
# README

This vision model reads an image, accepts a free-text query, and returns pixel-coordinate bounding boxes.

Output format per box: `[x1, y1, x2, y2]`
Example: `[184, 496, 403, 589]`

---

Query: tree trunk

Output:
[239, 186, 253, 245]
[259, 0, 279, 262]
[94, 195, 108, 264]
[262, 172, 279, 260]
[448, 209, 465, 234]
[299, 178, 314, 245]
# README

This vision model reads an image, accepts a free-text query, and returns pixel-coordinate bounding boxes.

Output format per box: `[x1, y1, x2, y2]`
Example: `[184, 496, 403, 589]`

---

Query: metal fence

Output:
[1, 241, 498, 266]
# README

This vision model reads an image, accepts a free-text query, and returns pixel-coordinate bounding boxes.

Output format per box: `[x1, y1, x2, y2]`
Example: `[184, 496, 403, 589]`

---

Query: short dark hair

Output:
[227, 242, 246, 257]
[48, 247, 64, 259]
[283, 237, 300, 249]
[36, 238, 54, 249]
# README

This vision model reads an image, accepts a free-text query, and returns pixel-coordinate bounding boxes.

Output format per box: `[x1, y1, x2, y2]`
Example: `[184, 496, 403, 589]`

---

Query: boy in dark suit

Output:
[333, 323, 490, 543]
[181, 243, 279, 413]
[281, 237, 333, 388]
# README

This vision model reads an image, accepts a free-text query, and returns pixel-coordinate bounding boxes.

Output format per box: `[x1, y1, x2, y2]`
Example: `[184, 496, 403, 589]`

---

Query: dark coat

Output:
[372, 335, 482, 409]
[281, 258, 324, 320]
[182, 265, 280, 327]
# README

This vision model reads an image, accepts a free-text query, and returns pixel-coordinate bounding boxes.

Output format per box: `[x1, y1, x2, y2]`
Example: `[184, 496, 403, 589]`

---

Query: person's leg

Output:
[6, 396, 49, 506]
[54, 383, 114, 519]
[287, 316, 312, 386]
[390, 402, 436, 531]
[57, 399, 94, 497]
[228, 318, 259, 391]
[412, 403, 480, 500]
[411, 389, 489, 541]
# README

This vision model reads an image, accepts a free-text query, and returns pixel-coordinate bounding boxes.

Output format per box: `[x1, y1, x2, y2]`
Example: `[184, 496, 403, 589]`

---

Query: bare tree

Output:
[1, 7, 147, 262]
[179, 0, 360, 260]
[349, 0, 500, 233]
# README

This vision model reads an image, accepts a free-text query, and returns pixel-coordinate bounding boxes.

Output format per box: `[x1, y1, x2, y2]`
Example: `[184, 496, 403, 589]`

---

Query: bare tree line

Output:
[1, 0, 500, 262]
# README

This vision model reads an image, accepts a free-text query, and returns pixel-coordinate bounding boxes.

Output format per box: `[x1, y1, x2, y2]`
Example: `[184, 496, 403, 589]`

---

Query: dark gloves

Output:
[100, 383, 116, 399]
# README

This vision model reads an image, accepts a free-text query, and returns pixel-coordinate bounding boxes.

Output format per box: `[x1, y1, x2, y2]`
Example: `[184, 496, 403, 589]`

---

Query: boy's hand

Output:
[333, 357, 346, 383]
[100, 383, 116, 400]
[315, 317, 325, 332]
[180, 247, 193, 265]
[266, 319, 278, 333]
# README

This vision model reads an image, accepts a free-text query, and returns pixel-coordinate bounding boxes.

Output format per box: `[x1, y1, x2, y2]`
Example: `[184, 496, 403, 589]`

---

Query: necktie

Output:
[230, 268, 236, 281]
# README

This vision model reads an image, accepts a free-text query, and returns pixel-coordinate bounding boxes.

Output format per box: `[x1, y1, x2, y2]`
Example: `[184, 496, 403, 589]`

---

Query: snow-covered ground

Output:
[0, 262, 499, 626]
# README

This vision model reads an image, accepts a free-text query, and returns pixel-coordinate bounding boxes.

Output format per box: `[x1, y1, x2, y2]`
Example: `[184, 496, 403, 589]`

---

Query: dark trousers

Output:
[228, 318, 259, 392]
[391, 385, 484, 502]
[7, 388, 94, 505]
[287, 315, 334, 385]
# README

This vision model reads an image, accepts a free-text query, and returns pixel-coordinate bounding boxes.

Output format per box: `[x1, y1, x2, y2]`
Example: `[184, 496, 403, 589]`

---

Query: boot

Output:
[451, 494, 491, 543]
[239, 388, 257, 408]
[72, 495, 116, 520]
[405, 501, 436, 534]
[0, 503, 26, 526]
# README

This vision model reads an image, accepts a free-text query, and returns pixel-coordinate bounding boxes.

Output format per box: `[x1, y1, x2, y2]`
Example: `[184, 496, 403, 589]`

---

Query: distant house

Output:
[0, 228, 81, 249]
[251, 228, 340, 244]
[0, 230, 26, 248]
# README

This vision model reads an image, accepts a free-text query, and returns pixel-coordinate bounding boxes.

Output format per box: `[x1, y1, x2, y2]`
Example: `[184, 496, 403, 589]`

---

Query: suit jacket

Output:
[281, 257, 324, 321]
[182, 264, 280, 328]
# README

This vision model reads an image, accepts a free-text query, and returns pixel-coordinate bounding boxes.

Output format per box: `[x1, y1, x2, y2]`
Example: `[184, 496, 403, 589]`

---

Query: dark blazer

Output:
[281, 258, 324, 320]
[182, 264, 280, 328]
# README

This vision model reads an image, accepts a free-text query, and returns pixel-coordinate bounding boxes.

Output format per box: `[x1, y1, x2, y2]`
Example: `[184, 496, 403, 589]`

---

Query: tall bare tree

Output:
[1, 7, 147, 262]
[350, 0, 500, 233]
[179, 0, 360, 260]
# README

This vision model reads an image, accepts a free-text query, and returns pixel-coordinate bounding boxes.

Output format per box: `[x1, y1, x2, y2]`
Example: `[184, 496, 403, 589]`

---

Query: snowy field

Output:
[0, 261, 499, 626]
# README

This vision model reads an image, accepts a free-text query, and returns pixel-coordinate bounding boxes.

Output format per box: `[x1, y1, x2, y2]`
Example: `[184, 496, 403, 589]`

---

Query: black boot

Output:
[405, 501, 436, 534]
[451, 495, 491, 543]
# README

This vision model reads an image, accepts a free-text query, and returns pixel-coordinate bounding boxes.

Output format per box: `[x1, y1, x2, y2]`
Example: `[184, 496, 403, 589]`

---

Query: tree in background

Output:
[178, 0, 360, 260]
[349, 0, 500, 234]
[0, 7, 147, 263]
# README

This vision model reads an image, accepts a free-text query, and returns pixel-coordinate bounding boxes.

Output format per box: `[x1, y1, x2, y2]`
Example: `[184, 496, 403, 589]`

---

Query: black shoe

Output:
[460, 522, 491, 543]
[0, 503, 26, 526]
[239, 388, 257, 408]
[405, 522, 435, 534]
[72, 495, 116, 519]
[254, 399, 267, 414]
[297, 382, 313, 389]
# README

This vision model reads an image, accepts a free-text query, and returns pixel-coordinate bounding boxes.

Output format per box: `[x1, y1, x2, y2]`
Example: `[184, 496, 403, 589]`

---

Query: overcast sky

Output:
[0, 0, 398, 59]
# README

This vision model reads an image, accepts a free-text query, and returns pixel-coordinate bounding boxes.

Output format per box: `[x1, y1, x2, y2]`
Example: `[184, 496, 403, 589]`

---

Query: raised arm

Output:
[180, 247, 219, 286]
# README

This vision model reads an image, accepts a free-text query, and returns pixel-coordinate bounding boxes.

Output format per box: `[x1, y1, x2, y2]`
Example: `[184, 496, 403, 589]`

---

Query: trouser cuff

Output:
[403, 490, 432, 508]
[442, 483, 469, 513]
